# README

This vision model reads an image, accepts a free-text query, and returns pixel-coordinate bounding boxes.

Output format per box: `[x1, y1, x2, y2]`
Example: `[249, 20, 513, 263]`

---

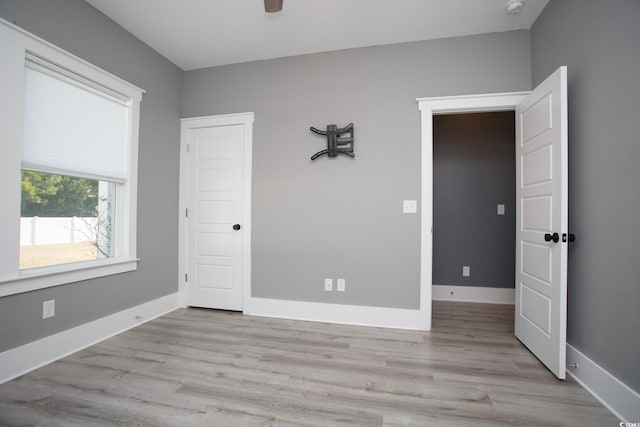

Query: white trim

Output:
[0, 18, 144, 97]
[178, 122, 188, 308]
[0, 259, 138, 298]
[178, 112, 254, 310]
[241, 116, 253, 313]
[433, 284, 515, 304]
[244, 297, 428, 331]
[567, 344, 640, 422]
[180, 112, 255, 127]
[417, 91, 529, 332]
[0, 292, 179, 385]
[419, 101, 434, 332]
[417, 92, 529, 114]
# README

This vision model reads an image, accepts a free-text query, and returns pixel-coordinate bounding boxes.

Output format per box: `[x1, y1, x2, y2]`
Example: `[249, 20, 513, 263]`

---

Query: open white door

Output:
[515, 66, 568, 379]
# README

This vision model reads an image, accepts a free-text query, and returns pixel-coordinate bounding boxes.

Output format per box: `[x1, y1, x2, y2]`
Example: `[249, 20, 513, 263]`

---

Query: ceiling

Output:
[84, 0, 550, 71]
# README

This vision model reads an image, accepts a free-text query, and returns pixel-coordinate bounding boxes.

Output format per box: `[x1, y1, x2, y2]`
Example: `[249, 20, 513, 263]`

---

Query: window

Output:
[0, 19, 143, 297]
[20, 171, 116, 269]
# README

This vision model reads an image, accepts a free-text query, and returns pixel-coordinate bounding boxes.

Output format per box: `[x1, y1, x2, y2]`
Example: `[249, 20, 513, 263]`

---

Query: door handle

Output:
[233, 224, 241, 231]
[544, 232, 559, 243]
[562, 233, 576, 243]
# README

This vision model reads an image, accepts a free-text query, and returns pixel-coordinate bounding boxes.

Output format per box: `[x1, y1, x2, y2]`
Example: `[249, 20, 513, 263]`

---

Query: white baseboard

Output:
[0, 292, 180, 384]
[566, 344, 640, 422]
[433, 284, 515, 304]
[245, 297, 430, 331]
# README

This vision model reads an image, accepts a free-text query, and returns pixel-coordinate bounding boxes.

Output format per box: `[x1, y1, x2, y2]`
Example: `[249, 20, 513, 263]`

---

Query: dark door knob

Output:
[544, 232, 559, 243]
[233, 224, 241, 231]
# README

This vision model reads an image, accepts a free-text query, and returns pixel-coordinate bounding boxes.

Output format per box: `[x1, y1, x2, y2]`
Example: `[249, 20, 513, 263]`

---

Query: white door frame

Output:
[417, 92, 529, 329]
[178, 112, 254, 309]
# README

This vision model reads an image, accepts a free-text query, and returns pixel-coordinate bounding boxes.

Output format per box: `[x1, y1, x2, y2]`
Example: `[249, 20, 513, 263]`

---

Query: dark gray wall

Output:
[433, 112, 515, 288]
[531, 0, 640, 392]
[183, 31, 531, 309]
[0, 0, 183, 352]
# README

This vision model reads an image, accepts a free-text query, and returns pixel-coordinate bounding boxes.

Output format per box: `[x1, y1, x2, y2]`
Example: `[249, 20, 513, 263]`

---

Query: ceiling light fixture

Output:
[264, 0, 283, 13]
[505, 0, 525, 14]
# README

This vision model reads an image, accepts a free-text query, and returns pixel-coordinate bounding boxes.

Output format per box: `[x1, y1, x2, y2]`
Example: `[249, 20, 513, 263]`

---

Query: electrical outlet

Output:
[324, 278, 333, 291]
[462, 266, 470, 277]
[403, 200, 417, 214]
[337, 278, 346, 292]
[42, 299, 55, 319]
[497, 204, 505, 215]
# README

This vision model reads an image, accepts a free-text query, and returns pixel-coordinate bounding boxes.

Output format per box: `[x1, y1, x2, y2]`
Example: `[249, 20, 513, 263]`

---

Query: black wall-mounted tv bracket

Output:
[309, 123, 354, 160]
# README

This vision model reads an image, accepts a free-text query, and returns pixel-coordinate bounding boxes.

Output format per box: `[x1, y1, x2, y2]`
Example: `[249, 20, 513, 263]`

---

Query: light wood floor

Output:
[0, 301, 615, 426]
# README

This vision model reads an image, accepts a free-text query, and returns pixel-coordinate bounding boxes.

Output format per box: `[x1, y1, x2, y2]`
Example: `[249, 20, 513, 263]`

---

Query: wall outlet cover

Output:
[42, 299, 55, 319]
[324, 278, 333, 291]
[403, 200, 418, 214]
[462, 266, 470, 277]
[337, 278, 346, 292]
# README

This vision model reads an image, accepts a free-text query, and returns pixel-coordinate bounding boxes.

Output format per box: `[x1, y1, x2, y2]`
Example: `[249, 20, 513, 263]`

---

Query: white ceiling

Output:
[85, 0, 550, 71]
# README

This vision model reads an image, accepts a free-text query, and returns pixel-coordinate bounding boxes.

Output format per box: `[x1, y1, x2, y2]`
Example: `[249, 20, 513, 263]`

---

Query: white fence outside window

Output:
[20, 217, 98, 246]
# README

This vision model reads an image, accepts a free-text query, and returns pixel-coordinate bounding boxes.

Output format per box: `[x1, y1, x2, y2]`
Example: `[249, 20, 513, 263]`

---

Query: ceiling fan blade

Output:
[264, 0, 283, 13]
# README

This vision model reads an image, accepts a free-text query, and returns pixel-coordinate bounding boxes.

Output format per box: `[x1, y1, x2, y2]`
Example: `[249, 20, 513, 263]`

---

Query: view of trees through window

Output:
[22, 171, 100, 217]
[20, 171, 115, 269]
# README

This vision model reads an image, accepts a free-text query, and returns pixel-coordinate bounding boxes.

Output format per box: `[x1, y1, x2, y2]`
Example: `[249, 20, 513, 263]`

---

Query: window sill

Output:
[0, 258, 139, 297]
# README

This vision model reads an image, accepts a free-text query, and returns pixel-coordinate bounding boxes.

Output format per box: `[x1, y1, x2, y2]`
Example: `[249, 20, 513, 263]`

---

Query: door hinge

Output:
[187, 143, 190, 152]
[185, 273, 188, 282]
[185, 208, 188, 217]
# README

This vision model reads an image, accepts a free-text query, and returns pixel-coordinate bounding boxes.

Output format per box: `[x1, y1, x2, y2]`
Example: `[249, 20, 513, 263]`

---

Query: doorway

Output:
[416, 92, 528, 332]
[432, 112, 516, 303]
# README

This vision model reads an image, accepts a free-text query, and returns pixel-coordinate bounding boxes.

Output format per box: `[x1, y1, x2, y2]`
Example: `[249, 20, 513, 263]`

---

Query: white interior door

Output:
[515, 66, 568, 379]
[185, 123, 245, 310]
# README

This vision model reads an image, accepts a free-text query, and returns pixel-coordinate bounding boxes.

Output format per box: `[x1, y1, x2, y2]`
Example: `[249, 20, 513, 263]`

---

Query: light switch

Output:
[462, 266, 470, 277]
[403, 200, 417, 214]
[497, 204, 505, 215]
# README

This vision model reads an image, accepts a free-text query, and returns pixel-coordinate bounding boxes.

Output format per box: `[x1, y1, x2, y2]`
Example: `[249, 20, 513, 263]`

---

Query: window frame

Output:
[0, 18, 144, 297]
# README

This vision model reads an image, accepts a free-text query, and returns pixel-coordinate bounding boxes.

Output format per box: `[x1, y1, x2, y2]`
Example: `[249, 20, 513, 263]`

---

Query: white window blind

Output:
[22, 59, 130, 182]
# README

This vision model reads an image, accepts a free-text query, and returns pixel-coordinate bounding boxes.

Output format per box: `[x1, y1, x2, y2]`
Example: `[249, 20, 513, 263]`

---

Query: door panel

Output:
[521, 242, 552, 283]
[522, 144, 552, 185]
[520, 284, 552, 334]
[196, 265, 232, 289]
[522, 197, 552, 231]
[515, 66, 568, 379]
[186, 124, 244, 310]
[521, 95, 552, 142]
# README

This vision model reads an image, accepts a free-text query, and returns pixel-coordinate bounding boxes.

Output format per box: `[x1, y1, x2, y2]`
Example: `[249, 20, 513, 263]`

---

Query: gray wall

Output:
[433, 112, 515, 288]
[0, 0, 183, 352]
[531, 0, 640, 392]
[183, 31, 531, 309]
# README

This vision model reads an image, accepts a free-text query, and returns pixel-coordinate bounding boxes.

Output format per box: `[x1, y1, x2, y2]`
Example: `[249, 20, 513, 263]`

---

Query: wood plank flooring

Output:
[0, 301, 616, 426]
